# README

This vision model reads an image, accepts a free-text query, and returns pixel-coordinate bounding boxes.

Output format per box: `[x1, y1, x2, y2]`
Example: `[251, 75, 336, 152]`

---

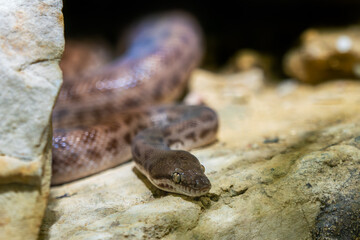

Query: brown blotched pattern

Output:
[52, 12, 218, 197]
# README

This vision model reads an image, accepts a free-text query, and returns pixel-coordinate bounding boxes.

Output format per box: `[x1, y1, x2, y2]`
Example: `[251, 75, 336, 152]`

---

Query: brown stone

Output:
[284, 26, 360, 83]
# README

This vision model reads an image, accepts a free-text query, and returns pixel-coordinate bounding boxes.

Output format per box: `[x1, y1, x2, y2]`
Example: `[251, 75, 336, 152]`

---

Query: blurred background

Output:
[62, 0, 360, 74]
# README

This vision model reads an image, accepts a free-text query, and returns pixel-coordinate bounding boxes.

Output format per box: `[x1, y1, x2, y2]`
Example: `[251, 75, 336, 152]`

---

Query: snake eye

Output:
[201, 165, 205, 173]
[172, 172, 181, 183]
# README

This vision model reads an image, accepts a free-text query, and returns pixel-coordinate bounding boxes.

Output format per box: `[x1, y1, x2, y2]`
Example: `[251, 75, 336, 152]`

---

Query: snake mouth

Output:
[154, 180, 211, 197]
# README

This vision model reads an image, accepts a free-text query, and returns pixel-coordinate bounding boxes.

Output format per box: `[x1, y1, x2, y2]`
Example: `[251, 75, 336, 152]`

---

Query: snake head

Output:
[150, 150, 211, 197]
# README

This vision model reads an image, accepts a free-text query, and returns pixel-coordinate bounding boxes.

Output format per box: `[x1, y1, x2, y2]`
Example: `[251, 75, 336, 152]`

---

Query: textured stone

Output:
[40, 64, 359, 239]
[0, 0, 64, 239]
[186, 68, 265, 107]
[284, 26, 360, 83]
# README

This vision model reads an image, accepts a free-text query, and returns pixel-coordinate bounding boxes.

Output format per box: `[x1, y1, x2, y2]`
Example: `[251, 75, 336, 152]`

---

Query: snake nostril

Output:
[192, 175, 210, 190]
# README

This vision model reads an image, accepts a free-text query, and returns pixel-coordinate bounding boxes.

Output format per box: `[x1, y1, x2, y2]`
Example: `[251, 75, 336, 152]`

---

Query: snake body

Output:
[52, 12, 218, 197]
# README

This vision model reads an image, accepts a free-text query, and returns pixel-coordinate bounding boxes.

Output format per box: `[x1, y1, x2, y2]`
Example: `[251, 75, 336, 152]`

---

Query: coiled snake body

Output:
[52, 12, 218, 197]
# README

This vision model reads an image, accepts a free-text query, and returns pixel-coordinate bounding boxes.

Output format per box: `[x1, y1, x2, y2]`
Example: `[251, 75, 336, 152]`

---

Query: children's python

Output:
[52, 12, 218, 197]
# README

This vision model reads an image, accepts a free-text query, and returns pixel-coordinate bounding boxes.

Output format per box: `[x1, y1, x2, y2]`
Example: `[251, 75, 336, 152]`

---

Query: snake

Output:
[52, 12, 218, 197]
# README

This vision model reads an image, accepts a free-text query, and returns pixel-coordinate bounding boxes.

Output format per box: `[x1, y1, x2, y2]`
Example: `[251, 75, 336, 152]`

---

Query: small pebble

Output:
[263, 137, 279, 144]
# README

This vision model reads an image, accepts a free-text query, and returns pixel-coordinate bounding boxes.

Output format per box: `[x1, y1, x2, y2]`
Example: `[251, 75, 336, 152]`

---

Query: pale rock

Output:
[221, 49, 274, 79]
[41, 68, 359, 239]
[0, 0, 64, 239]
[187, 68, 265, 107]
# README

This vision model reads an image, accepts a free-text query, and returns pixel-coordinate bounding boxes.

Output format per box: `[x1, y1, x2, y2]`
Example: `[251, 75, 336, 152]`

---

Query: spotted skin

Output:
[52, 12, 218, 197]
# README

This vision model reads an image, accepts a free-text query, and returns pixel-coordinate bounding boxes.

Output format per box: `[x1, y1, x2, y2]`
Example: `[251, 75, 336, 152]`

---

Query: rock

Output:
[0, 0, 64, 239]
[186, 69, 265, 107]
[221, 49, 274, 77]
[313, 191, 360, 239]
[40, 65, 359, 239]
[284, 26, 360, 83]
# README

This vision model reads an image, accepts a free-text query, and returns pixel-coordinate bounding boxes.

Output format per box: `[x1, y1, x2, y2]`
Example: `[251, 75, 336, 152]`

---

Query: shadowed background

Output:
[63, 0, 360, 70]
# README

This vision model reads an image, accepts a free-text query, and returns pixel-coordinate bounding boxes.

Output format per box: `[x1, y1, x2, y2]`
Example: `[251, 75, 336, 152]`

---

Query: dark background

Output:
[63, 0, 360, 70]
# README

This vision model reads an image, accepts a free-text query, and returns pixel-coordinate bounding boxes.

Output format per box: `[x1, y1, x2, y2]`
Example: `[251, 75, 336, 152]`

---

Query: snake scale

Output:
[52, 12, 218, 197]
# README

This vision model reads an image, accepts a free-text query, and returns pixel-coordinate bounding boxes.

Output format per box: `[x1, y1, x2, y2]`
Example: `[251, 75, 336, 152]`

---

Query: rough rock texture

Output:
[284, 26, 360, 83]
[0, 0, 64, 239]
[40, 68, 359, 239]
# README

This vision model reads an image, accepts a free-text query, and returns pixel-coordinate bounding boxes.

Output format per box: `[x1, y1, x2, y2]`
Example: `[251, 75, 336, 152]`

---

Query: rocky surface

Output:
[284, 25, 360, 83]
[0, 0, 64, 239]
[40, 68, 359, 239]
